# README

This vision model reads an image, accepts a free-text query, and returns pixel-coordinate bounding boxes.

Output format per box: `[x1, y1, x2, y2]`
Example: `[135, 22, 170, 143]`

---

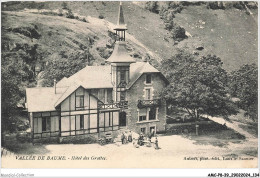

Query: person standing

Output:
[128, 131, 132, 142]
[123, 132, 127, 144]
[121, 132, 125, 144]
[155, 137, 159, 150]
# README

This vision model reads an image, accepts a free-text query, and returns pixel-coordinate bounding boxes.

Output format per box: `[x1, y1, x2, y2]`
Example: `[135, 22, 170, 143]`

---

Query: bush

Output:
[58, 9, 63, 16]
[66, 9, 74, 19]
[82, 17, 88, 22]
[98, 14, 104, 19]
[233, 2, 245, 10]
[62, 2, 68, 10]
[145, 1, 159, 14]
[164, 20, 175, 31]
[207, 2, 225, 10]
[171, 25, 186, 41]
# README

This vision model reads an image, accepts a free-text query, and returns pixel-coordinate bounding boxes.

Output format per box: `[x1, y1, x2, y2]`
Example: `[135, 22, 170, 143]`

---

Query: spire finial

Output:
[117, 1, 125, 26]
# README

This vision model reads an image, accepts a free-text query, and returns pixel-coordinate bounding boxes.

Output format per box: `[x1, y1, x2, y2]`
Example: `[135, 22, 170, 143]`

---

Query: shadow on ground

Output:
[2, 141, 50, 155]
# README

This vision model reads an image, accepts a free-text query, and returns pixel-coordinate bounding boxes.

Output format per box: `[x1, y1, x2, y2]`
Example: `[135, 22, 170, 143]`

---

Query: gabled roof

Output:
[106, 41, 136, 63]
[127, 62, 164, 89]
[26, 62, 167, 112]
[56, 77, 69, 87]
[54, 82, 82, 107]
[26, 87, 62, 112]
[57, 65, 113, 88]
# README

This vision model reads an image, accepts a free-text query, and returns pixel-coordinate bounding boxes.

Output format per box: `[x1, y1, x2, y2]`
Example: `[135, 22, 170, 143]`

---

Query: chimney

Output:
[54, 79, 57, 94]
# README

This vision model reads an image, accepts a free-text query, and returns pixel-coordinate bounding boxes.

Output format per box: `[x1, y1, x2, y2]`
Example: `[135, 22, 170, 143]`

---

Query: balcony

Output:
[98, 101, 128, 110]
[137, 99, 161, 108]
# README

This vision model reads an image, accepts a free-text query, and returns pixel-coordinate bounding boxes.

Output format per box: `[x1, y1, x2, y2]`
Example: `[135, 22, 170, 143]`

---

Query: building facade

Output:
[25, 2, 168, 143]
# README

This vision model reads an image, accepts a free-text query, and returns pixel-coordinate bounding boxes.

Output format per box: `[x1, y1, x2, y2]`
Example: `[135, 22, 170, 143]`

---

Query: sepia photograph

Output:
[1, 0, 258, 175]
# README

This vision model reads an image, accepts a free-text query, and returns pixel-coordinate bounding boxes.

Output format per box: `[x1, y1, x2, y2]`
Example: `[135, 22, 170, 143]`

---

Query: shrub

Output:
[164, 20, 175, 31]
[207, 2, 225, 10]
[171, 25, 186, 41]
[145, 1, 159, 14]
[233, 2, 245, 10]
[66, 9, 74, 19]
[98, 14, 104, 19]
[81, 17, 88, 23]
[58, 9, 63, 16]
[62, 2, 68, 10]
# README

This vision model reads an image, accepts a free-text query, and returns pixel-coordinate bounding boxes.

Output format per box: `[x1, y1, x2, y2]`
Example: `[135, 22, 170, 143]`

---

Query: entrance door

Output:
[119, 112, 126, 127]
[150, 126, 155, 134]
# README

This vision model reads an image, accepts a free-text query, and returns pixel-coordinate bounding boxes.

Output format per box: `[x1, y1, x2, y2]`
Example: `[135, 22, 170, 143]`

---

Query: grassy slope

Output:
[174, 5, 258, 71]
[2, 11, 96, 59]
[1, 9, 150, 66]
[1, 1, 258, 72]
[47, 1, 258, 71]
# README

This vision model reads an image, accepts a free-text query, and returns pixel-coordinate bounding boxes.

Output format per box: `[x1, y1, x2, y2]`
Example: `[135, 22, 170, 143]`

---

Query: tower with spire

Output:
[106, 2, 136, 102]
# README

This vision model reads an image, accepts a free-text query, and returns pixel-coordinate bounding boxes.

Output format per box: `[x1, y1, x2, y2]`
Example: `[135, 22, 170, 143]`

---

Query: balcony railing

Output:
[137, 99, 161, 108]
[98, 101, 128, 110]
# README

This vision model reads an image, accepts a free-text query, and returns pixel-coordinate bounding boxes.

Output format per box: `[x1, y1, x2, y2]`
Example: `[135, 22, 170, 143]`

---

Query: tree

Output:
[229, 63, 257, 121]
[1, 57, 25, 133]
[41, 50, 92, 86]
[161, 49, 238, 120]
[145, 1, 159, 14]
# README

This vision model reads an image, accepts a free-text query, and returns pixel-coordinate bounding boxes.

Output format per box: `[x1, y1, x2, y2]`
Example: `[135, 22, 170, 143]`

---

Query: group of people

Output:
[120, 129, 159, 149]
[137, 129, 155, 145]
[121, 131, 132, 144]
[137, 129, 159, 149]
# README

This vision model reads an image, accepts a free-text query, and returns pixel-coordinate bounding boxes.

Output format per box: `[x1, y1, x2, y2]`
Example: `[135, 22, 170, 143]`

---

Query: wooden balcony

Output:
[137, 99, 161, 108]
[98, 101, 128, 110]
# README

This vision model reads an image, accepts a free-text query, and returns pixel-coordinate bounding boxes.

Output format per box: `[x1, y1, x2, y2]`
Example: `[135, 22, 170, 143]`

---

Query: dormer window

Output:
[146, 74, 152, 84]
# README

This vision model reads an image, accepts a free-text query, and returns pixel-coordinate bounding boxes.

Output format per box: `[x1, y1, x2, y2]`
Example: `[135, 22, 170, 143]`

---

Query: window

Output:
[141, 127, 146, 134]
[75, 88, 84, 110]
[109, 112, 113, 127]
[80, 115, 84, 129]
[145, 89, 151, 100]
[139, 116, 146, 122]
[76, 95, 84, 110]
[120, 71, 125, 82]
[42, 117, 51, 132]
[149, 107, 156, 120]
[120, 91, 126, 101]
[146, 74, 152, 84]
[139, 108, 147, 122]
[98, 89, 105, 103]
[150, 126, 155, 133]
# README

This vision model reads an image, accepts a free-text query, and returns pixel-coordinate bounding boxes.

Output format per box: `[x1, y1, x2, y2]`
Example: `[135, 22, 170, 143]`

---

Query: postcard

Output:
[1, 1, 258, 171]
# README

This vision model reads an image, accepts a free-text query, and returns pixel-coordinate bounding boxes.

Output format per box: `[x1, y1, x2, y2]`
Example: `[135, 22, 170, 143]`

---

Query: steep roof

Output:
[26, 87, 62, 112]
[54, 82, 82, 107]
[57, 65, 113, 88]
[128, 62, 161, 89]
[26, 62, 167, 112]
[106, 41, 136, 63]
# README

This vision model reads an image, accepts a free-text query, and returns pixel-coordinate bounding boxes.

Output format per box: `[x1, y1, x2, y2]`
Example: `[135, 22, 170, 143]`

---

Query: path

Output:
[206, 116, 256, 139]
